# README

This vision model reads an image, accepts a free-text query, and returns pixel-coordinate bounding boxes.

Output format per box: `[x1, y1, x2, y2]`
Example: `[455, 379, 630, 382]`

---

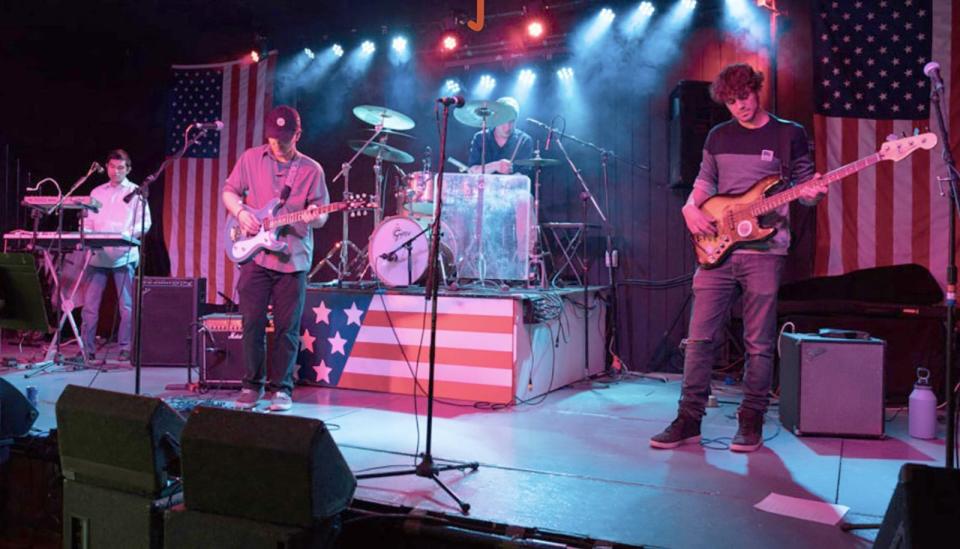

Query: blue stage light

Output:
[332, 44, 344, 57]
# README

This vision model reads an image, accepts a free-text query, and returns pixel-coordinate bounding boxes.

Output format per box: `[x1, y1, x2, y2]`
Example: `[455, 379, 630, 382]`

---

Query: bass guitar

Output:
[225, 194, 372, 264]
[693, 132, 938, 269]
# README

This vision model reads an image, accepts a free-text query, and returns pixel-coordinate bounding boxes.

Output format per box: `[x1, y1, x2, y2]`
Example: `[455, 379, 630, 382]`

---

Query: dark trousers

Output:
[679, 253, 784, 419]
[237, 262, 306, 395]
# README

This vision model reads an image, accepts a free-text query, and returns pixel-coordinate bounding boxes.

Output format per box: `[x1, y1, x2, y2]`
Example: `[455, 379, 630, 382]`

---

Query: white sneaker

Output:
[268, 391, 293, 412]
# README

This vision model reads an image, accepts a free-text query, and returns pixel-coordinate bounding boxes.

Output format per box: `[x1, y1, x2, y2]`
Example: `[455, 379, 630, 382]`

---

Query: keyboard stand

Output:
[541, 222, 600, 287]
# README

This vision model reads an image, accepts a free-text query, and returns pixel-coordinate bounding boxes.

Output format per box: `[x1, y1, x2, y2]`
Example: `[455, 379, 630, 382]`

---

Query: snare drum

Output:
[368, 216, 456, 287]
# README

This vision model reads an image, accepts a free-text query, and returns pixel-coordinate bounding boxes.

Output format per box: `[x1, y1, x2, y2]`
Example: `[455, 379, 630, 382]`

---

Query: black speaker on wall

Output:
[181, 406, 356, 528]
[55, 385, 185, 497]
[136, 277, 206, 367]
[668, 80, 729, 189]
[874, 464, 960, 549]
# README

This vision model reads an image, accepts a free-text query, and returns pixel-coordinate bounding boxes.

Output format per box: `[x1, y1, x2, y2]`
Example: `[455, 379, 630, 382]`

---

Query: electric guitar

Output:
[693, 132, 938, 269]
[225, 194, 372, 264]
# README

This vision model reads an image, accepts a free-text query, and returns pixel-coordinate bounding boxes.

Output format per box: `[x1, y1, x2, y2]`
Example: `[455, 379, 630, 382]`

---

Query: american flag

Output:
[162, 53, 276, 303]
[812, 0, 957, 287]
[296, 291, 518, 403]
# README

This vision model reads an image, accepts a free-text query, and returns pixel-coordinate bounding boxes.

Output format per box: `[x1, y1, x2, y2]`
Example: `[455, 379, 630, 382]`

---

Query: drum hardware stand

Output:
[376, 223, 452, 288]
[357, 99, 479, 514]
[527, 147, 549, 290]
[311, 122, 387, 284]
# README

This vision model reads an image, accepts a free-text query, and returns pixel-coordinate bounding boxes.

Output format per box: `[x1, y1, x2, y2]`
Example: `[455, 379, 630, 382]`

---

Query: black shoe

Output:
[118, 349, 131, 362]
[650, 413, 702, 449]
[730, 408, 764, 452]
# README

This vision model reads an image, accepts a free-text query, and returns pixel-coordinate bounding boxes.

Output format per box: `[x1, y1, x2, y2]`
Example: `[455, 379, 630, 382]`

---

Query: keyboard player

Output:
[79, 149, 151, 362]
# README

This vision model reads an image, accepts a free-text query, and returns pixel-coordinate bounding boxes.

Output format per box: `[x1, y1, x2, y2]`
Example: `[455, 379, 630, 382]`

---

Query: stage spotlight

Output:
[445, 79, 462, 94]
[392, 36, 407, 53]
[682, 0, 697, 9]
[361, 40, 376, 55]
[623, 1, 656, 36]
[250, 50, 261, 63]
[527, 20, 546, 39]
[332, 44, 344, 57]
[580, 7, 617, 47]
[303, 48, 315, 60]
[441, 32, 459, 52]
[518, 69, 537, 86]
[473, 74, 497, 98]
[600, 8, 616, 23]
[556, 67, 574, 80]
[640, 2, 655, 16]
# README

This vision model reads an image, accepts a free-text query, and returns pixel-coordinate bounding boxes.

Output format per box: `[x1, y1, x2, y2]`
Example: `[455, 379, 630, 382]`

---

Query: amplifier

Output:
[137, 277, 206, 367]
[779, 332, 886, 437]
[199, 314, 273, 389]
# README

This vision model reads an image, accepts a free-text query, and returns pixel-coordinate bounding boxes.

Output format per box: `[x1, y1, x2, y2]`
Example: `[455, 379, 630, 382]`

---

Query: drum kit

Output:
[311, 100, 560, 289]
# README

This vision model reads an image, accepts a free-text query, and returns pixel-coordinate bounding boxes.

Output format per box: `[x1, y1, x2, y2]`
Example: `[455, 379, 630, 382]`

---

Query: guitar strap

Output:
[778, 120, 793, 185]
[275, 156, 301, 209]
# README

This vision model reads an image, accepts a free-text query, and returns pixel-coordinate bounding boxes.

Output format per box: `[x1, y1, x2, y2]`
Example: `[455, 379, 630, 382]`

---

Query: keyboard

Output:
[3, 230, 141, 249]
[22, 196, 102, 211]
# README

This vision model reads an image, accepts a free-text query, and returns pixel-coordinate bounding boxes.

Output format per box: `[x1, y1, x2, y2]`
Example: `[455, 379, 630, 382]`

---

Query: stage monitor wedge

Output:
[181, 406, 356, 527]
[55, 385, 185, 497]
[0, 377, 39, 438]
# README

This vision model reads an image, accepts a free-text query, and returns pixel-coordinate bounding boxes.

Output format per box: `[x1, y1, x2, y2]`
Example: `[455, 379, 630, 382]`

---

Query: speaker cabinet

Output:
[181, 407, 356, 527]
[779, 333, 885, 437]
[875, 464, 960, 549]
[0, 377, 38, 438]
[668, 80, 729, 189]
[199, 313, 275, 389]
[164, 506, 333, 549]
[55, 385, 185, 496]
[137, 277, 206, 367]
[62, 479, 166, 549]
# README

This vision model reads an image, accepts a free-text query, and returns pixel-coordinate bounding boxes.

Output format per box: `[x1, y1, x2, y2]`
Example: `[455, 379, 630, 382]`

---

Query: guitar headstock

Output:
[879, 132, 938, 162]
[344, 192, 377, 217]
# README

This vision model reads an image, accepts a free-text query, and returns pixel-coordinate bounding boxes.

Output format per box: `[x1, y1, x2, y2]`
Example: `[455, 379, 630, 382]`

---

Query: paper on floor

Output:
[754, 493, 850, 526]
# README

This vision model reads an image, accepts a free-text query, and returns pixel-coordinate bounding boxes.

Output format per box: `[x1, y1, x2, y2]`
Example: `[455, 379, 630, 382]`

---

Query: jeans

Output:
[679, 253, 785, 418]
[237, 262, 306, 395]
[80, 263, 136, 353]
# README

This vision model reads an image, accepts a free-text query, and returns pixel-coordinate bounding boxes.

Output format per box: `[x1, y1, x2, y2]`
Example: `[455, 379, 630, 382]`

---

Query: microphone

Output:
[545, 127, 554, 151]
[924, 61, 944, 93]
[90, 161, 104, 174]
[194, 120, 224, 131]
[437, 96, 465, 108]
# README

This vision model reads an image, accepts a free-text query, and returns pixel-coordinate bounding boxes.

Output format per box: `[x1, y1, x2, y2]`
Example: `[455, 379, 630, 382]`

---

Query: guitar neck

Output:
[753, 153, 883, 216]
[264, 202, 343, 231]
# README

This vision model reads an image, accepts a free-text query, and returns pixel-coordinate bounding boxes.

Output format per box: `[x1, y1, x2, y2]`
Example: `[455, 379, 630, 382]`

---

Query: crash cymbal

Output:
[453, 100, 515, 128]
[514, 157, 561, 168]
[348, 140, 415, 164]
[352, 105, 416, 131]
[360, 128, 416, 139]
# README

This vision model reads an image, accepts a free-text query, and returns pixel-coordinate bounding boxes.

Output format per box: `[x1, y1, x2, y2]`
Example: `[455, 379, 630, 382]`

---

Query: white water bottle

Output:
[908, 367, 937, 440]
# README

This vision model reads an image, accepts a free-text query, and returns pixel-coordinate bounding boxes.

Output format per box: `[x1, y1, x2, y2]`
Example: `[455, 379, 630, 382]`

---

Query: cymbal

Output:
[360, 128, 416, 139]
[348, 140, 415, 164]
[514, 157, 561, 167]
[453, 100, 515, 128]
[352, 105, 415, 131]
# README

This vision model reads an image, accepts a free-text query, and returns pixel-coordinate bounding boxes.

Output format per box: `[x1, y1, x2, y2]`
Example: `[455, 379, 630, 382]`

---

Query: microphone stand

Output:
[356, 101, 479, 514]
[930, 81, 959, 469]
[127, 128, 209, 395]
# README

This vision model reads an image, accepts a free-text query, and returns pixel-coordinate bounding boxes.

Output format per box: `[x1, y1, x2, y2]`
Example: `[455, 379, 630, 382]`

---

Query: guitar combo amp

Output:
[199, 313, 274, 389]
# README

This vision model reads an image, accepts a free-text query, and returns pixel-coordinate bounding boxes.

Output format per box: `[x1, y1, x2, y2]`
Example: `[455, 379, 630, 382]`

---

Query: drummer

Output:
[467, 97, 533, 177]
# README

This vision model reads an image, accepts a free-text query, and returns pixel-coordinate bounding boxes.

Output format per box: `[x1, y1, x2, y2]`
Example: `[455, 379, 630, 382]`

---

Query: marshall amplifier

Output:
[199, 313, 273, 389]
[137, 277, 206, 367]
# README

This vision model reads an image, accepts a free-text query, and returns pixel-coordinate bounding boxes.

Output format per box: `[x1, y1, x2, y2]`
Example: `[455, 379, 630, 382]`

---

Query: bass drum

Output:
[368, 216, 456, 287]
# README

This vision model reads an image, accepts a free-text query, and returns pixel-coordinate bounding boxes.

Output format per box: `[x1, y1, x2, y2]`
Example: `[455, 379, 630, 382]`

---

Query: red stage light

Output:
[441, 33, 459, 52]
[527, 20, 545, 39]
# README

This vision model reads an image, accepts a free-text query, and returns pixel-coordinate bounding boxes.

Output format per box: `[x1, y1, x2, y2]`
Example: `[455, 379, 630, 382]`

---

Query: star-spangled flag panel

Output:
[813, 0, 932, 119]
[166, 69, 223, 158]
[812, 0, 957, 287]
[298, 292, 374, 386]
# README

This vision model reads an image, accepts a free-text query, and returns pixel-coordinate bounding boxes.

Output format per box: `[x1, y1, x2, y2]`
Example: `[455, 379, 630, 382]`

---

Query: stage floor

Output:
[4, 353, 939, 548]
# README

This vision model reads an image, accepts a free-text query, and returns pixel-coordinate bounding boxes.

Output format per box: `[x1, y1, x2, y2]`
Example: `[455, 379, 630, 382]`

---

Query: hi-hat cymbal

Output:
[352, 105, 416, 131]
[453, 100, 515, 128]
[348, 140, 415, 164]
[360, 128, 416, 139]
[514, 157, 561, 168]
